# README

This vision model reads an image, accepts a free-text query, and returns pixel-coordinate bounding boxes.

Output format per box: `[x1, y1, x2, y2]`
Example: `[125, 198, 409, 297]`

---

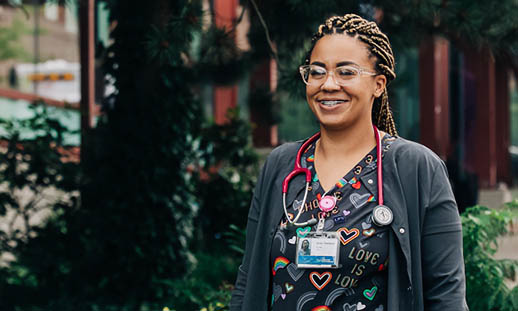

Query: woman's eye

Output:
[309, 69, 326, 78]
[337, 68, 357, 76]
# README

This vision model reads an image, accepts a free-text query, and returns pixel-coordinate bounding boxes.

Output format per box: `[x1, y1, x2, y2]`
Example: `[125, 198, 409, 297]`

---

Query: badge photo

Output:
[296, 232, 341, 269]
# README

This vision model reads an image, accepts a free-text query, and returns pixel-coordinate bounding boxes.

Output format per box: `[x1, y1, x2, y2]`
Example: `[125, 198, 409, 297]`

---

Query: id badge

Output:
[296, 232, 340, 269]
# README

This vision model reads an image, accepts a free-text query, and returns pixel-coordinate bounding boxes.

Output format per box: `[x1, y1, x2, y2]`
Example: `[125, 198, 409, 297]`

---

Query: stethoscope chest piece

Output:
[372, 205, 393, 226]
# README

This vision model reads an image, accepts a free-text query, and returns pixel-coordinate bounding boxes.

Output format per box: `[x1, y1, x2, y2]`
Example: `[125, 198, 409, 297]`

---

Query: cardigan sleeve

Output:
[229, 156, 269, 311]
[421, 160, 469, 311]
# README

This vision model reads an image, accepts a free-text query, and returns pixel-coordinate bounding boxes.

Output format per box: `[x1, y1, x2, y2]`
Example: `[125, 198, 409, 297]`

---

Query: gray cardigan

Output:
[230, 137, 468, 311]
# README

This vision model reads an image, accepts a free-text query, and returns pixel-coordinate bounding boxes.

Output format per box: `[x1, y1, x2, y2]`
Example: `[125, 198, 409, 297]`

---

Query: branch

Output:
[248, 0, 282, 70]
[211, 0, 248, 33]
[1, 1, 30, 19]
[236, 1, 247, 25]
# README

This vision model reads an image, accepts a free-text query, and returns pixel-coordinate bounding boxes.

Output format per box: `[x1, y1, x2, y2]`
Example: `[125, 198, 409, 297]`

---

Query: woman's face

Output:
[306, 34, 386, 131]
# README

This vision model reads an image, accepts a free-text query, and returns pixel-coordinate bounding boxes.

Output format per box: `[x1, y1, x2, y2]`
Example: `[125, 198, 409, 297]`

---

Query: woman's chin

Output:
[314, 110, 353, 130]
[317, 118, 353, 131]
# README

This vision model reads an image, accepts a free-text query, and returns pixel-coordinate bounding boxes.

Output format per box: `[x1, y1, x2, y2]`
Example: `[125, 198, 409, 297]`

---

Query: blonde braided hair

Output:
[305, 14, 398, 136]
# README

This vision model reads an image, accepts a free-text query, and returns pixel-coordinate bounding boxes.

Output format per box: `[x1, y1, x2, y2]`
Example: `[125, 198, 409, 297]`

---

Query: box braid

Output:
[305, 14, 398, 136]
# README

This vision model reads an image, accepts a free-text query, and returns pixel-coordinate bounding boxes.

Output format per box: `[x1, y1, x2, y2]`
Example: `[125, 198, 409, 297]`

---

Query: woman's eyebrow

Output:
[309, 61, 359, 67]
[310, 61, 326, 67]
[336, 61, 358, 67]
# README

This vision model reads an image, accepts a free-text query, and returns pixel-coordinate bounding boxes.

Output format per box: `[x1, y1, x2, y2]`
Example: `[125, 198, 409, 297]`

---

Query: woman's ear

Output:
[374, 75, 387, 98]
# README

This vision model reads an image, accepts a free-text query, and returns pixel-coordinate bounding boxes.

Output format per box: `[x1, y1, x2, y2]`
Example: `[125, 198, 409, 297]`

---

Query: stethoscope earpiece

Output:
[284, 217, 318, 230]
[306, 218, 318, 226]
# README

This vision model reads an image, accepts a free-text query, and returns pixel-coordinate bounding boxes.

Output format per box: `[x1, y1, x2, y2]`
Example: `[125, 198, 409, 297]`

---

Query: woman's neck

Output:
[317, 122, 376, 162]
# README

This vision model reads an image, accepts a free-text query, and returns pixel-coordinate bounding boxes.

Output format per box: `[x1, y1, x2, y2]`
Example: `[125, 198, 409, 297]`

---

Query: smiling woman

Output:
[231, 14, 468, 311]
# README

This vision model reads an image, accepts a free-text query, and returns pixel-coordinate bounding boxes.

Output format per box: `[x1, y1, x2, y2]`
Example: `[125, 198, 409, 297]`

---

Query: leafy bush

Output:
[0, 103, 80, 310]
[0, 103, 79, 256]
[194, 108, 259, 251]
[159, 109, 258, 311]
[462, 202, 518, 311]
[160, 252, 237, 310]
[0, 103, 257, 311]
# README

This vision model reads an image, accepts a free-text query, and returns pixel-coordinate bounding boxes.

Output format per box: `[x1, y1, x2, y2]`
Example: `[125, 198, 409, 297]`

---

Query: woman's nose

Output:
[321, 71, 341, 91]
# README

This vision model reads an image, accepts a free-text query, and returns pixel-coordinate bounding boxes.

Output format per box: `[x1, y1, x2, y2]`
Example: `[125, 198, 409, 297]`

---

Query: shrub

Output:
[462, 202, 518, 311]
[0, 103, 80, 310]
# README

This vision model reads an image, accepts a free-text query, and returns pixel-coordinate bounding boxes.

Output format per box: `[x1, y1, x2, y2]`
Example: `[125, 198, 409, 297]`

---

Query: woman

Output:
[299, 239, 311, 256]
[230, 14, 467, 311]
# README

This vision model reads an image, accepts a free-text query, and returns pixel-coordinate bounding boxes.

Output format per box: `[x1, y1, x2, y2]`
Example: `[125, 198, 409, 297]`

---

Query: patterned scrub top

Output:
[270, 134, 396, 311]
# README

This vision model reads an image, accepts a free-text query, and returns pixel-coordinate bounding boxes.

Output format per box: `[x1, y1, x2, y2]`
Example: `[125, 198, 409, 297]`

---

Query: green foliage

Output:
[198, 283, 233, 311]
[195, 26, 250, 85]
[68, 0, 206, 308]
[0, 103, 80, 310]
[462, 202, 518, 311]
[195, 108, 258, 250]
[0, 0, 211, 309]
[248, 88, 279, 126]
[246, 0, 518, 98]
[159, 110, 258, 310]
[198, 108, 258, 169]
[159, 252, 238, 310]
[121, 110, 259, 311]
[0, 17, 31, 61]
[143, 2, 202, 67]
[223, 224, 246, 256]
[0, 103, 79, 252]
[1, 0, 260, 309]
[379, 0, 518, 52]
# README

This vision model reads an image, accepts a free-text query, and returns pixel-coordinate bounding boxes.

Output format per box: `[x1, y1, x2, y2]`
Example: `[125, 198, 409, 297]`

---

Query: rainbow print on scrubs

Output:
[307, 154, 315, 162]
[311, 306, 331, 311]
[367, 195, 375, 202]
[336, 178, 347, 188]
[272, 257, 290, 275]
[336, 177, 361, 189]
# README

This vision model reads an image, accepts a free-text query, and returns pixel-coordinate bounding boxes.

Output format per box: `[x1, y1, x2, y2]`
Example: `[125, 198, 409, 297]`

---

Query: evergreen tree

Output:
[77, 0, 203, 307]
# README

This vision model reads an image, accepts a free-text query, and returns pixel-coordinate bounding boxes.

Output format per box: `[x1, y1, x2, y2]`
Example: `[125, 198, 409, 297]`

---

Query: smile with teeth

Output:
[319, 99, 348, 107]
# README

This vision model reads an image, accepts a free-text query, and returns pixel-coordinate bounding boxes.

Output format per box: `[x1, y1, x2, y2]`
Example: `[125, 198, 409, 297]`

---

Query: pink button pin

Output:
[319, 195, 337, 212]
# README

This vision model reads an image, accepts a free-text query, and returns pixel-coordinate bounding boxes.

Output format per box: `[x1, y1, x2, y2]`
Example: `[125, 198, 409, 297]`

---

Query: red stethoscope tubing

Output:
[282, 125, 384, 210]
[374, 125, 384, 205]
[281, 131, 321, 193]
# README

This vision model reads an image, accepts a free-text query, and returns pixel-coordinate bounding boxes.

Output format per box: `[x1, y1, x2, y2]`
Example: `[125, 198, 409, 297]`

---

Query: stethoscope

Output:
[282, 125, 393, 228]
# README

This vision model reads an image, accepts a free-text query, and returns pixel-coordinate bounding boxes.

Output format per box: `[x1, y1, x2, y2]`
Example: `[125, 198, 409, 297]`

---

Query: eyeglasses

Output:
[299, 64, 377, 86]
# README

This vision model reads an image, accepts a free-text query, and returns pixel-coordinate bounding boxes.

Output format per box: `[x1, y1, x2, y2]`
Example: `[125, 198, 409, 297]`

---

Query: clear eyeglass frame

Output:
[299, 64, 378, 86]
